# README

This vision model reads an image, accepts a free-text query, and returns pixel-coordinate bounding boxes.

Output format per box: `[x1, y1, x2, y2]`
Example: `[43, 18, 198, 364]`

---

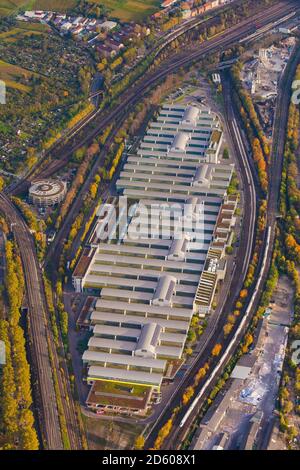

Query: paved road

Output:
[144, 30, 300, 449]
[150, 31, 300, 452]
[1, 0, 297, 450]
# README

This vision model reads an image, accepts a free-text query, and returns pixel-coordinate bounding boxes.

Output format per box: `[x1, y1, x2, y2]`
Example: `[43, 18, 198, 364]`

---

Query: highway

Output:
[0, 193, 82, 450]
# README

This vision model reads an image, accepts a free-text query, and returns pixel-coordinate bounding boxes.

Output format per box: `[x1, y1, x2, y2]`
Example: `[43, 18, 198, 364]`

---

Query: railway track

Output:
[0, 0, 298, 451]
[144, 70, 260, 449]
[146, 32, 300, 452]
[0, 193, 63, 449]
[0, 193, 82, 449]
[4, 0, 240, 196]
[36, 1, 300, 277]
[8, 0, 299, 196]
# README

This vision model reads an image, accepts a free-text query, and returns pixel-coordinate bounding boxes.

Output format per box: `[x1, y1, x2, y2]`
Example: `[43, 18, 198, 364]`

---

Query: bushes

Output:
[107, 142, 125, 180]
[55, 141, 100, 230]
[182, 386, 195, 406]
[153, 418, 174, 450]
[211, 343, 222, 357]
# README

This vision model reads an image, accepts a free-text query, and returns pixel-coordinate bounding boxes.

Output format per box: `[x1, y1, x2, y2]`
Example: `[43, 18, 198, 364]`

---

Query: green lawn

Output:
[0, 59, 34, 92]
[0, 0, 159, 21]
[0, 0, 35, 16]
[0, 0, 76, 16]
[88, 0, 161, 21]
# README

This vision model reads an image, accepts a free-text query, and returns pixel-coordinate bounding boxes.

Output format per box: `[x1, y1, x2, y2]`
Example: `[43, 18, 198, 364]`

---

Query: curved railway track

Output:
[0, 0, 298, 450]
[0, 193, 82, 449]
[8, 0, 299, 195]
[145, 33, 300, 452]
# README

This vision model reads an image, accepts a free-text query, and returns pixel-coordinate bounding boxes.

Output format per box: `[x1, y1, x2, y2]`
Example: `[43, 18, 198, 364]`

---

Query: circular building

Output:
[29, 179, 67, 207]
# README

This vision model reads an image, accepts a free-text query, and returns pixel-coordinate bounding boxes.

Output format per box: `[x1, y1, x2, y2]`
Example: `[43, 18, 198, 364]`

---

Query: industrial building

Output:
[73, 103, 237, 410]
[29, 179, 67, 206]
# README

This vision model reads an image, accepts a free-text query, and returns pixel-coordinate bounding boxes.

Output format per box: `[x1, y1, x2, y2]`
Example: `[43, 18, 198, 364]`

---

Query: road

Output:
[256, 34, 300, 451]
[0, 194, 82, 450]
[40, 1, 299, 446]
[4, 0, 242, 196]
[143, 67, 260, 449]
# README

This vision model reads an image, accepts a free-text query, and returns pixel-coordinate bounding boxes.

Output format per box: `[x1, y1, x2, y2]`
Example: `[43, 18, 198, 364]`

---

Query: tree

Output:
[134, 435, 145, 450]
[153, 418, 173, 450]
[0, 175, 4, 191]
[182, 386, 194, 405]
[223, 147, 229, 159]
[223, 323, 233, 336]
[211, 343, 222, 357]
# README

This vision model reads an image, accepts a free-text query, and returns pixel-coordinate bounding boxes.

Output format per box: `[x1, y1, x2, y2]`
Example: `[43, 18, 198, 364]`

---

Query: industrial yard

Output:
[191, 275, 294, 450]
[241, 36, 296, 137]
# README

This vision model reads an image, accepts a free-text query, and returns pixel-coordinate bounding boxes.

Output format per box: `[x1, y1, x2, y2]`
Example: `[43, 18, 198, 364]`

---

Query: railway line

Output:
[0, 0, 299, 451]
[145, 31, 300, 451]
[144, 69, 260, 449]
[0, 193, 82, 450]
[4, 0, 241, 196]
[7, 0, 299, 196]
[41, 0, 300, 277]
[0, 193, 63, 449]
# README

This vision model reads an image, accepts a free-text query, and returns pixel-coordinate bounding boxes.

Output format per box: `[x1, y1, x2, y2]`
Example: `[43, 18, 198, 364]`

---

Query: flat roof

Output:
[88, 366, 163, 387]
[86, 381, 152, 410]
[83, 350, 166, 370]
[91, 311, 190, 332]
[94, 298, 194, 318]
[74, 102, 234, 400]
[92, 324, 186, 345]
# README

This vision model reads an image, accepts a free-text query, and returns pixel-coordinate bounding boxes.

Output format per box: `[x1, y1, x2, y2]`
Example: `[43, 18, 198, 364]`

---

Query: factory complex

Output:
[72, 103, 238, 415]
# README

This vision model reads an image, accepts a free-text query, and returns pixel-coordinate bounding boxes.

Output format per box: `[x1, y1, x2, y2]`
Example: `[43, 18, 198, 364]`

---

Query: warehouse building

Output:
[73, 103, 237, 405]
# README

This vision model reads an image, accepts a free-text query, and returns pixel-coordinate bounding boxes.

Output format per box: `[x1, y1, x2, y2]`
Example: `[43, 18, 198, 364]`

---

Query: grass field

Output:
[0, 59, 32, 91]
[32, 0, 76, 11]
[0, 0, 76, 16]
[89, 0, 160, 21]
[0, 0, 159, 21]
[0, 0, 34, 17]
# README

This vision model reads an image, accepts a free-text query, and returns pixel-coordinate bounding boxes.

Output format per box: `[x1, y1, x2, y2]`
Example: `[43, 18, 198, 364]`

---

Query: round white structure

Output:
[29, 179, 67, 207]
